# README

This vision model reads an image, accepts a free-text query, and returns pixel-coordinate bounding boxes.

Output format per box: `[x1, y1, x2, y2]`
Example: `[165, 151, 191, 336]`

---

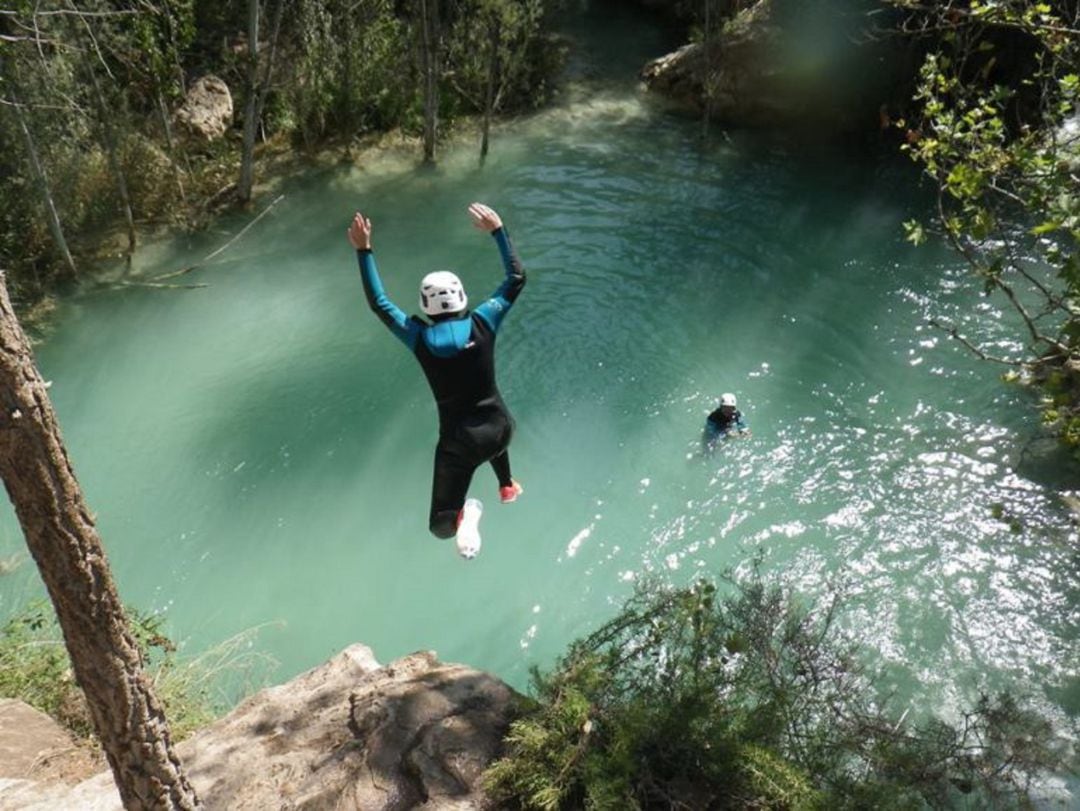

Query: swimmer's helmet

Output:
[720, 392, 737, 408]
[420, 271, 467, 315]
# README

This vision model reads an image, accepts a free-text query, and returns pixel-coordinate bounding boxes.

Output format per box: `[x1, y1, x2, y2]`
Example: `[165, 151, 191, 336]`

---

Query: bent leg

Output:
[429, 443, 477, 539]
[489, 451, 513, 488]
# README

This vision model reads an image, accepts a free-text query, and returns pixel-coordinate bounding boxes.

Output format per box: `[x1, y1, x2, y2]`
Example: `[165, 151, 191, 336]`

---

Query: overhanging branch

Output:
[927, 317, 1025, 366]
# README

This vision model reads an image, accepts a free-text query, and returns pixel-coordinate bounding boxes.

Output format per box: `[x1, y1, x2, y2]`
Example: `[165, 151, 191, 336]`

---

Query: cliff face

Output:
[0, 645, 522, 810]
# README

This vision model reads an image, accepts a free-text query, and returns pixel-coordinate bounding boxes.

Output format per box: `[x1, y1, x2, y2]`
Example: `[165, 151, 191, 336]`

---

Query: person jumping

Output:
[346, 202, 526, 558]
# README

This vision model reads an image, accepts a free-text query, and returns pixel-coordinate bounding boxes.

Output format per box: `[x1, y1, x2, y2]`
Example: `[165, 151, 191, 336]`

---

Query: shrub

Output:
[484, 576, 1075, 810]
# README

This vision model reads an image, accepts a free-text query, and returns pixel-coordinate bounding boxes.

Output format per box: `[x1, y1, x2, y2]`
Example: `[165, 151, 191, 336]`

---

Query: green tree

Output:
[66, 1, 140, 260]
[445, 0, 547, 161]
[0, 10, 82, 284]
[893, 1, 1080, 447]
[2, 70, 78, 281]
[415, 0, 442, 163]
[238, 0, 284, 203]
[332, 0, 411, 148]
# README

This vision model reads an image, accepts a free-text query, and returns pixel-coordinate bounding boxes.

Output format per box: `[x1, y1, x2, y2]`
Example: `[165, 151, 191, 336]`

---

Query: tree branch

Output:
[927, 318, 1025, 366]
[937, 193, 1071, 356]
[150, 194, 285, 280]
[0, 33, 53, 42]
[66, 0, 115, 80]
[0, 8, 140, 17]
[889, 2, 1080, 36]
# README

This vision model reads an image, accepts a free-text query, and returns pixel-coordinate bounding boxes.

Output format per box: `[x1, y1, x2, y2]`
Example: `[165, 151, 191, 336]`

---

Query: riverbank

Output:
[18, 117, 516, 338]
[2, 0, 569, 330]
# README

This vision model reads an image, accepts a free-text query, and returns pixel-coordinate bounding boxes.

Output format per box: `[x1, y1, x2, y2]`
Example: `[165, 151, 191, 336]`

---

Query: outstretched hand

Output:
[468, 202, 502, 233]
[347, 212, 372, 250]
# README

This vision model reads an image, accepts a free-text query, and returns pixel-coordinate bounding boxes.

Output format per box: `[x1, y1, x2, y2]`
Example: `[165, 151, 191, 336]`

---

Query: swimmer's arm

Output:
[470, 203, 525, 332]
[356, 251, 419, 348]
[348, 212, 419, 349]
[731, 415, 751, 438]
[490, 227, 526, 305]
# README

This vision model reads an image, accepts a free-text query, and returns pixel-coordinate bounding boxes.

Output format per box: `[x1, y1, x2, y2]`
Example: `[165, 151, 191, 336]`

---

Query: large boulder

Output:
[1, 645, 521, 810]
[174, 75, 234, 142]
[641, 0, 914, 133]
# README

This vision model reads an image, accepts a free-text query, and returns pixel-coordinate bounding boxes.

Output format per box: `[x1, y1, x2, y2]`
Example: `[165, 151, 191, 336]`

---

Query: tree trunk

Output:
[418, 0, 440, 164]
[480, 15, 500, 164]
[238, 0, 261, 203]
[254, 0, 284, 128]
[341, 0, 355, 160]
[157, 90, 176, 154]
[7, 87, 77, 279]
[87, 63, 137, 260]
[702, 0, 713, 139]
[0, 275, 201, 810]
[157, 90, 189, 207]
[239, 0, 284, 202]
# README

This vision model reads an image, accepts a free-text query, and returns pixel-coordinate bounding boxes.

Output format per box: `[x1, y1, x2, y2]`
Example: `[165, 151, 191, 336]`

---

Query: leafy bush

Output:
[484, 576, 1075, 810]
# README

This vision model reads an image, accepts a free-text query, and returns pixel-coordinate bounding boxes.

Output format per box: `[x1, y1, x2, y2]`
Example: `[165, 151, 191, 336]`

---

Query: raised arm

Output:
[469, 203, 526, 333]
[347, 212, 419, 350]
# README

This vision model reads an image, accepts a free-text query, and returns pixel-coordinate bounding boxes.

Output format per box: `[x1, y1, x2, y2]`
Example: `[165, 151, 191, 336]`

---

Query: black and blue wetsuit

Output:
[704, 408, 749, 446]
[356, 228, 526, 538]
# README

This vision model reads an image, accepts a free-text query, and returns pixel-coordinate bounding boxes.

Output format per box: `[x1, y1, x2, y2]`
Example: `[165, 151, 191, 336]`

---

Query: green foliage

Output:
[0, 600, 275, 742]
[444, 0, 564, 118]
[485, 576, 1074, 810]
[0, 0, 563, 313]
[286, 0, 414, 146]
[890, 0, 1080, 447]
[0, 602, 90, 736]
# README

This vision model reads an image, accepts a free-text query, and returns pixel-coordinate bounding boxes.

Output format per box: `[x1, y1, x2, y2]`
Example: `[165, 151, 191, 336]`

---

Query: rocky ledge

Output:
[640, 0, 913, 134]
[0, 645, 521, 810]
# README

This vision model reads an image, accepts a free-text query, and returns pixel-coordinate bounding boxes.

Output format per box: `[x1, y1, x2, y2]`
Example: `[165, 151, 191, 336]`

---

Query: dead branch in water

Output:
[152, 193, 285, 281]
[927, 317, 1022, 366]
[100, 280, 209, 291]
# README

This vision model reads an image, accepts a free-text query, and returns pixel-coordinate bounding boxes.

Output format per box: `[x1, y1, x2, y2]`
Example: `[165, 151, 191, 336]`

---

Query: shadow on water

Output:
[1015, 434, 1080, 492]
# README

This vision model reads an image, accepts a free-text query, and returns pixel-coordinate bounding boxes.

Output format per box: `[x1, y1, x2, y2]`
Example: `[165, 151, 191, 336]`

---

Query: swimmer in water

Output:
[703, 392, 750, 452]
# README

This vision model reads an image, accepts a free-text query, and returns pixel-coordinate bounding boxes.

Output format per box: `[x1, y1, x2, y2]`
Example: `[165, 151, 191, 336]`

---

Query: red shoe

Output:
[499, 480, 523, 504]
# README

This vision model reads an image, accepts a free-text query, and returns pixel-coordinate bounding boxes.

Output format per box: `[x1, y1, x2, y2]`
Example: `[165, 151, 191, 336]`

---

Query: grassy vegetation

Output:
[0, 600, 276, 742]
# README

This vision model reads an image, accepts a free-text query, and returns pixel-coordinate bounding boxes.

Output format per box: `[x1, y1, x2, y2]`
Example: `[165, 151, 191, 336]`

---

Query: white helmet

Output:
[720, 392, 737, 407]
[419, 271, 467, 316]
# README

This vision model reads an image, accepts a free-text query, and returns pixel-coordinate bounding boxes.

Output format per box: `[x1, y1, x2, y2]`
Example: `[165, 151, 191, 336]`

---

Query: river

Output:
[1, 0, 1076, 766]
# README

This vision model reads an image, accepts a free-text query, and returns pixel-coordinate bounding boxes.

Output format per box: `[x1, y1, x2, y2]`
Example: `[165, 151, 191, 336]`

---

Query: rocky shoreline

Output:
[0, 645, 521, 810]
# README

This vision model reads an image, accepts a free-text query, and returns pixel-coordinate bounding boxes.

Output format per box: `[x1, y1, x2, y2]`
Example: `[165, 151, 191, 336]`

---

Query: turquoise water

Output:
[1, 2, 1077, 757]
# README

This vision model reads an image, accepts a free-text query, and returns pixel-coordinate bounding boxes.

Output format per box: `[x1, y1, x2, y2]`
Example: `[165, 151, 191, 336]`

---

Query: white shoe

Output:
[455, 498, 483, 559]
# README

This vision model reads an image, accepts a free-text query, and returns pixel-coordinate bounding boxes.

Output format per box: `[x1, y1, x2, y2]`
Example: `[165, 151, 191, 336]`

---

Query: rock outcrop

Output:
[174, 75, 234, 142]
[0, 698, 103, 805]
[641, 0, 913, 133]
[0, 645, 521, 810]
[0, 700, 77, 779]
